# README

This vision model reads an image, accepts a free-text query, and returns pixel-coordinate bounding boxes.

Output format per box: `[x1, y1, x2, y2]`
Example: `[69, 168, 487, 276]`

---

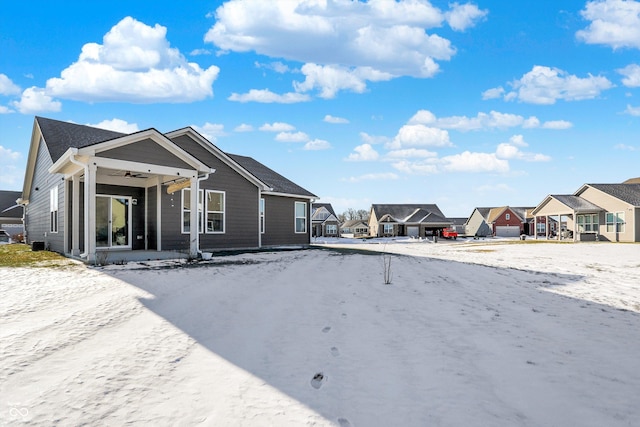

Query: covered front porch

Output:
[532, 195, 604, 242]
[49, 130, 213, 262]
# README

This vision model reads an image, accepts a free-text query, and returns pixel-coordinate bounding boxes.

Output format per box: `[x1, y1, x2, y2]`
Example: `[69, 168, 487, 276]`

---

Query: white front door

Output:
[96, 196, 131, 248]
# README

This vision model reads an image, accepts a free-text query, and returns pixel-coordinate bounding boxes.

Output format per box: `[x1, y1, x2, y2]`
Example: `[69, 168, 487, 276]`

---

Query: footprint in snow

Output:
[331, 347, 340, 357]
[337, 418, 352, 427]
[311, 372, 325, 389]
[322, 326, 331, 333]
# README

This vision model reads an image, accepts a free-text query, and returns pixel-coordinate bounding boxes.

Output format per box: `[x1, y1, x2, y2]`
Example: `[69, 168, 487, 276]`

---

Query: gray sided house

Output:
[532, 182, 640, 242]
[311, 203, 339, 237]
[340, 219, 369, 238]
[0, 190, 24, 238]
[21, 117, 317, 261]
[368, 204, 450, 238]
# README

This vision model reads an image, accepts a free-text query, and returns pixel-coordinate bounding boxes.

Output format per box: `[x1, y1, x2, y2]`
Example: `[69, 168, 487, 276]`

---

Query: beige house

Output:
[532, 181, 640, 242]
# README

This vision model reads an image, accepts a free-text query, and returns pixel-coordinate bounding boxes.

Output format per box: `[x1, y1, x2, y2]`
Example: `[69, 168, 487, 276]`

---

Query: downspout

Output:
[68, 150, 89, 258]
[194, 171, 211, 256]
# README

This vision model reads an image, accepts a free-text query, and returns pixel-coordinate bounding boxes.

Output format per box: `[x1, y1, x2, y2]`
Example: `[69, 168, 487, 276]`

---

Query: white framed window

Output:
[356, 227, 367, 234]
[260, 198, 265, 234]
[577, 214, 599, 233]
[383, 224, 393, 234]
[536, 222, 546, 235]
[206, 190, 225, 233]
[505, 213, 510, 220]
[50, 186, 58, 233]
[606, 212, 625, 233]
[295, 202, 307, 233]
[326, 224, 337, 234]
[182, 188, 203, 234]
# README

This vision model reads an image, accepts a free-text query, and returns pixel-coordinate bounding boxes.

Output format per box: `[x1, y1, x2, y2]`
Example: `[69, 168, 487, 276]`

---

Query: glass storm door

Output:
[96, 196, 131, 248]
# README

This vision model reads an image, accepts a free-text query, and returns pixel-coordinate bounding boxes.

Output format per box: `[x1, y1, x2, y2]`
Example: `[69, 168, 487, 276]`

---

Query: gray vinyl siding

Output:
[97, 138, 193, 170]
[25, 138, 65, 253]
[165, 134, 261, 250]
[261, 195, 310, 247]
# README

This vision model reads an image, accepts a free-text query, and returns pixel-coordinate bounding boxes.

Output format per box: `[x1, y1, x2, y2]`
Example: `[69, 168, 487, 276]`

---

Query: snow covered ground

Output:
[1, 239, 639, 426]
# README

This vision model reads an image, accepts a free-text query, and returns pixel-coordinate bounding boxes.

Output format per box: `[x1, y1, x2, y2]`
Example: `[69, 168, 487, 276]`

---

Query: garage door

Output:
[495, 225, 521, 237]
[407, 226, 419, 237]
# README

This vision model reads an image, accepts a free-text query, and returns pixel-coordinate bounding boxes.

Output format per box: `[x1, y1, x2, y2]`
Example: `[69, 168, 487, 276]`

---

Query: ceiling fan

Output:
[111, 170, 145, 179]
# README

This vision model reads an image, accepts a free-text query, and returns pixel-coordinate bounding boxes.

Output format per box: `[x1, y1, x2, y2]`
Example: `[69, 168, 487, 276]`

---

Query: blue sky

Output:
[1, 0, 640, 217]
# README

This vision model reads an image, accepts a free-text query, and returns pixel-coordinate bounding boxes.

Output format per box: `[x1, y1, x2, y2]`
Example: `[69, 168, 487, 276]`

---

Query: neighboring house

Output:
[340, 219, 369, 238]
[0, 190, 24, 239]
[465, 206, 533, 237]
[368, 204, 450, 238]
[532, 181, 640, 242]
[21, 117, 317, 261]
[447, 217, 468, 235]
[311, 203, 339, 237]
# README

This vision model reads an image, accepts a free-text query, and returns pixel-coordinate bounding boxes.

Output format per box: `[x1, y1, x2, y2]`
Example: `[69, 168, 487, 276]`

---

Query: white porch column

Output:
[156, 176, 162, 251]
[85, 163, 97, 261]
[189, 176, 199, 257]
[534, 216, 538, 240]
[71, 173, 81, 256]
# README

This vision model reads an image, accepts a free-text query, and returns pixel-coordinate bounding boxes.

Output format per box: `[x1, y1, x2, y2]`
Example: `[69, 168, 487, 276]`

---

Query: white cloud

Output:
[385, 148, 437, 159]
[0, 106, 14, 114]
[387, 124, 452, 149]
[12, 87, 61, 114]
[228, 89, 310, 103]
[293, 63, 393, 99]
[190, 48, 212, 56]
[204, 0, 483, 96]
[0, 74, 21, 95]
[618, 64, 640, 87]
[501, 65, 614, 105]
[445, 2, 488, 32]
[345, 144, 379, 161]
[624, 104, 640, 116]
[495, 135, 551, 162]
[0, 145, 21, 161]
[441, 151, 510, 173]
[303, 139, 331, 150]
[407, 109, 566, 131]
[275, 131, 309, 142]
[234, 123, 254, 132]
[576, 0, 640, 49]
[0, 164, 23, 188]
[391, 159, 438, 175]
[87, 118, 139, 133]
[542, 120, 573, 129]
[0, 146, 23, 188]
[323, 114, 349, 124]
[344, 173, 399, 183]
[44, 17, 219, 103]
[259, 122, 295, 132]
[482, 86, 504, 100]
[255, 61, 293, 74]
[192, 122, 225, 142]
[614, 143, 639, 151]
[359, 132, 390, 145]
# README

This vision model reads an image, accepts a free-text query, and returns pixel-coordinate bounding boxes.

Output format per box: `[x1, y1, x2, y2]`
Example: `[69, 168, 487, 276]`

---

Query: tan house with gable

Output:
[532, 181, 640, 242]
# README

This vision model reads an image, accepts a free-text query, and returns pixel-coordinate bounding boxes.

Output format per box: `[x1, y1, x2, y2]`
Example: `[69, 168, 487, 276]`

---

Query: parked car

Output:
[441, 228, 458, 239]
[0, 230, 11, 244]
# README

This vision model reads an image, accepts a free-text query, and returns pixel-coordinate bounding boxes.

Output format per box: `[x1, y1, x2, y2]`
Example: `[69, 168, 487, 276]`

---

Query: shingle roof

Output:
[341, 219, 368, 228]
[371, 204, 448, 224]
[551, 195, 603, 212]
[0, 190, 22, 219]
[227, 154, 317, 198]
[34, 117, 316, 199]
[313, 203, 337, 217]
[36, 116, 125, 162]
[588, 184, 640, 207]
